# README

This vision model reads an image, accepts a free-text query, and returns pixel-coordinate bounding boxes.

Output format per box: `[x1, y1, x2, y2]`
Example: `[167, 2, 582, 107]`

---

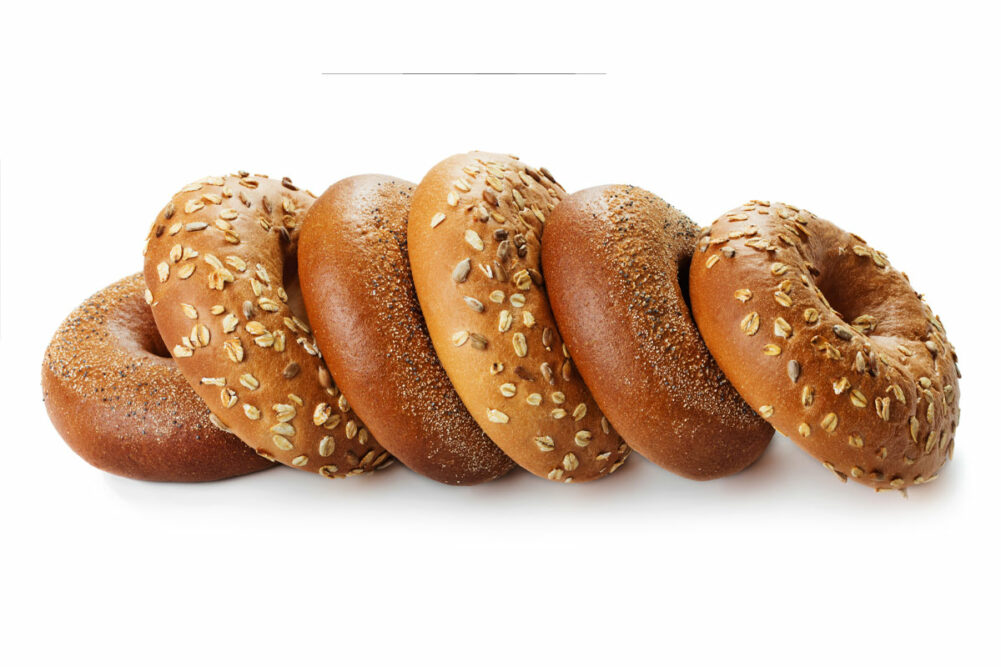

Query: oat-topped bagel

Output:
[300, 175, 514, 485]
[688, 200, 959, 490]
[408, 152, 630, 482]
[542, 185, 774, 479]
[42, 274, 274, 482]
[142, 173, 390, 478]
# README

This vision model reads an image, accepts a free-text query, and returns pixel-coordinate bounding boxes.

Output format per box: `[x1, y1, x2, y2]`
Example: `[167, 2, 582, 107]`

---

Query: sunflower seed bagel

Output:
[688, 200, 960, 490]
[542, 185, 774, 479]
[300, 174, 514, 485]
[42, 274, 275, 482]
[142, 173, 390, 478]
[408, 152, 630, 482]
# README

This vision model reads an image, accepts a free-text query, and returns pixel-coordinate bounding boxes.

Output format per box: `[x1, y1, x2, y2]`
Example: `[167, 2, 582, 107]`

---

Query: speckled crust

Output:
[142, 173, 391, 478]
[408, 152, 630, 482]
[42, 274, 274, 482]
[300, 175, 514, 485]
[689, 200, 960, 491]
[542, 185, 773, 479]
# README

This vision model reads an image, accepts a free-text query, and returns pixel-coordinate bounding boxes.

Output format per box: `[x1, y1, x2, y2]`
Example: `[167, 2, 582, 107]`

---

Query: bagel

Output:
[42, 274, 274, 482]
[688, 200, 960, 490]
[142, 173, 391, 478]
[299, 175, 515, 485]
[408, 152, 630, 482]
[542, 185, 774, 479]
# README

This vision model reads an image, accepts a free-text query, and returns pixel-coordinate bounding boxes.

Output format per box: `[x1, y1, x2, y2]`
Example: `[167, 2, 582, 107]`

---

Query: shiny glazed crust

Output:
[142, 173, 390, 478]
[42, 274, 274, 482]
[688, 200, 959, 490]
[299, 175, 514, 485]
[408, 152, 629, 482]
[543, 185, 773, 479]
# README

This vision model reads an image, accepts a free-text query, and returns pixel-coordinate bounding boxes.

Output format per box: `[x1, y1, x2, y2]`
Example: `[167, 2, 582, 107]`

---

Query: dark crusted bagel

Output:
[299, 174, 514, 485]
[542, 185, 774, 479]
[42, 274, 274, 482]
[688, 200, 959, 491]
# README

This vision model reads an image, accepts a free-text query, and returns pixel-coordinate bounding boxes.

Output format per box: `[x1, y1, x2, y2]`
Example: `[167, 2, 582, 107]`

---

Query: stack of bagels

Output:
[42, 152, 961, 492]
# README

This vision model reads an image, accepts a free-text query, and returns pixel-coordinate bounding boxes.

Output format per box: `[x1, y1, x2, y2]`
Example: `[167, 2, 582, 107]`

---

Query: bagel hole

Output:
[282, 255, 310, 325]
[120, 289, 172, 358]
[813, 265, 867, 326]
[146, 334, 171, 358]
[677, 253, 693, 315]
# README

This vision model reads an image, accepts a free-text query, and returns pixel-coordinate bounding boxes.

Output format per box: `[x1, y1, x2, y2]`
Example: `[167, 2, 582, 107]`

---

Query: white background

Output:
[2, 1, 998, 665]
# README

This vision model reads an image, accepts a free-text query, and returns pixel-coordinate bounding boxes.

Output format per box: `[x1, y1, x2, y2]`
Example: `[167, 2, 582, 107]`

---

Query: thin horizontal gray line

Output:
[321, 72, 606, 76]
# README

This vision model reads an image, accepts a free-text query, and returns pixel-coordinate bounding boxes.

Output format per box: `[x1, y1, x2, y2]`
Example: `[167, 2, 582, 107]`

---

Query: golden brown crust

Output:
[42, 274, 274, 482]
[142, 173, 390, 478]
[408, 153, 630, 482]
[542, 185, 773, 479]
[689, 200, 960, 490]
[300, 175, 514, 485]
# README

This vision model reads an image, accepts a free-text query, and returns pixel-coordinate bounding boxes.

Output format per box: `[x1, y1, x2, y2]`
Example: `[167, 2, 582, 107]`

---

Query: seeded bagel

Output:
[688, 200, 960, 490]
[300, 174, 514, 485]
[408, 152, 630, 482]
[542, 185, 774, 479]
[42, 274, 274, 482]
[142, 173, 390, 478]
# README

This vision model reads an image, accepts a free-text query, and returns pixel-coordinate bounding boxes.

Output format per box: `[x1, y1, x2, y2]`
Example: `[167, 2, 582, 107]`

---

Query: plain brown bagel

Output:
[542, 185, 774, 479]
[42, 274, 275, 482]
[688, 200, 960, 491]
[407, 152, 630, 482]
[299, 174, 515, 485]
[142, 173, 391, 478]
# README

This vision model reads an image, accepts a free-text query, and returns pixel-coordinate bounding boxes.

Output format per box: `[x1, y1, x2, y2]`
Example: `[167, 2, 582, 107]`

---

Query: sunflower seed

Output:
[452, 259, 471, 282]
[832, 325, 854, 341]
[464, 229, 484, 251]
